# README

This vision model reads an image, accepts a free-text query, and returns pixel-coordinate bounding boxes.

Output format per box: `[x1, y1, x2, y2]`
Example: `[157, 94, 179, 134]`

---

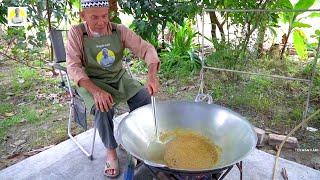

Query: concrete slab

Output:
[0, 127, 128, 180]
[224, 149, 320, 180]
[0, 113, 130, 180]
[0, 113, 319, 180]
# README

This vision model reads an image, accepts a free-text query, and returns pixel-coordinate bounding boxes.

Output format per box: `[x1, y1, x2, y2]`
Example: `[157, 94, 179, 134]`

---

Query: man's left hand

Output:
[147, 74, 159, 96]
[147, 63, 160, 96]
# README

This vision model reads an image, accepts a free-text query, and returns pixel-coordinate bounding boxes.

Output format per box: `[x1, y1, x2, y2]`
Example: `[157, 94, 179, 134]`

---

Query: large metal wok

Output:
[116, 101, 257, 172]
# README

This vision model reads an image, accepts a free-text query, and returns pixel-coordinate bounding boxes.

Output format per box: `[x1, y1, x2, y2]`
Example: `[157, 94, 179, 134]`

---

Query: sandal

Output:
[104, 159, 120, 178]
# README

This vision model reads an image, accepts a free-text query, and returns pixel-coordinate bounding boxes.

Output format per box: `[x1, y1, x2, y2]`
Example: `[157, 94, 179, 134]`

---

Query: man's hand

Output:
[92, 89, 114, 112]
[79, 79, 113, 112]
[147, 74, 159, 96]
[147, 63, 160, 96]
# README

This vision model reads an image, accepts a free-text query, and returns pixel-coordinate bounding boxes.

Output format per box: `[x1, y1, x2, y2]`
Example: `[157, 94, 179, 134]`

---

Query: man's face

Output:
[80, 7, 109, 33]
[15, 8, 20, 17]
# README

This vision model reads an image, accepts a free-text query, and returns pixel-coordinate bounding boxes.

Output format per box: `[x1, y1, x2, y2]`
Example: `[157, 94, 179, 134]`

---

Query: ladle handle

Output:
[151, 96, 158, 138]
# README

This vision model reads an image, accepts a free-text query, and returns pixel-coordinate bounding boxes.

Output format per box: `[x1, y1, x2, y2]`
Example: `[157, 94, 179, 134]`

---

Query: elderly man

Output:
[11, 8, 24, 24]
[66, 0, 160, 177]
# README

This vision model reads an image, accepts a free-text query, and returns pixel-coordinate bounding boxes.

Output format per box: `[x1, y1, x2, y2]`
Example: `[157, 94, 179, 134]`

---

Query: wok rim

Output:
[116, 100, 258, 172]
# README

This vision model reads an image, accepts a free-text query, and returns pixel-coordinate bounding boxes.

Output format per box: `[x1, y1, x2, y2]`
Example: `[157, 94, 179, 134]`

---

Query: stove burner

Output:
[141, 161, 243, 180]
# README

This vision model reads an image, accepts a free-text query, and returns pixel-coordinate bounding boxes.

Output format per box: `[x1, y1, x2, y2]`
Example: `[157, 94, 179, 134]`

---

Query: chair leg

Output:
[67, 103, 95, 159]
[88, 124, 97, 161]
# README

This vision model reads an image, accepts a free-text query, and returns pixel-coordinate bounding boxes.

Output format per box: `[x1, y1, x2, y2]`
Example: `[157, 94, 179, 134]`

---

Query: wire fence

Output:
[197, 8, 320, 121]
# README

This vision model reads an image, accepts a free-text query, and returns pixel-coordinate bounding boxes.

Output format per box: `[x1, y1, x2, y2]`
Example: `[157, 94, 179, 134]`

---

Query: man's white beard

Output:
[92, 31, 102, 37]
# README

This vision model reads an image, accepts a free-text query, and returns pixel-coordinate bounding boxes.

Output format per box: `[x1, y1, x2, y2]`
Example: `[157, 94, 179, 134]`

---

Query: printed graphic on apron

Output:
[96, 48, 115, 68]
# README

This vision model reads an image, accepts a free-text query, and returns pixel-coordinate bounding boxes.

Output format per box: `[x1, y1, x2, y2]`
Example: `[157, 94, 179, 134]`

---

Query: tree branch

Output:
[5, 37, 17, 54]
[0, 51, 50, 70]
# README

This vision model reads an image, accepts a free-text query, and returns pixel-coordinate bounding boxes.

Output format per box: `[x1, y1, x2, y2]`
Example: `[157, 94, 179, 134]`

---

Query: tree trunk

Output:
[46, 0, 58, 76]
[238, 22, 258, 60]
[211, 23, 217, 40]
[209, 12, 225, 42]
[109, 0, 118, 21]
[280, 26, 292, 60]
[255, 25, 267, 58]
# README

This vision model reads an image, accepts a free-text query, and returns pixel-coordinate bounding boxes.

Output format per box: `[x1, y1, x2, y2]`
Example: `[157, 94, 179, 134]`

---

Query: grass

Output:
[203, 66, 309, 132]
[0, 106, 40, 139]
[167, 86, 177, 95]
[0, 103, 14, 115]
[12, 67, 39, 92]
[185, 92, 196, 101]
[0, 64, 67, 140]
[31, 122, 68, 148]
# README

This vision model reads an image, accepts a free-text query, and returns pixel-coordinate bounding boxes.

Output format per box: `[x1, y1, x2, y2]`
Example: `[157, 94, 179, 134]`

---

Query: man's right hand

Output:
[92, 88, 113, 112]
[79, 79, 114, 112]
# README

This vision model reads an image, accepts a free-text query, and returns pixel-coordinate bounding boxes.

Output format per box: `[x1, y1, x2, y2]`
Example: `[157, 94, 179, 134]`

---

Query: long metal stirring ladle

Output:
[151, 96, 158, 138]
[147, 96, 165, 161]
[148, 96, 175, 162]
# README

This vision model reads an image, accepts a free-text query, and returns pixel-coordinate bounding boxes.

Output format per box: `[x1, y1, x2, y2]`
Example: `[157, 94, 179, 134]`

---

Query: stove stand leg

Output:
[135, 159, 143, 169]
[211, 172, 222, 180]
[236, 161, 243, 180]
[145, 165, 159, 180]
[218, 166, 234, 180]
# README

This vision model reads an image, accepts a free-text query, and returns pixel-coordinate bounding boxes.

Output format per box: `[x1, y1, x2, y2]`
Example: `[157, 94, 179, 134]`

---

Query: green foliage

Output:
[118, 0, 201, 48]
[279, 0, 315, 23]
[292, 22, 312, 28]
[160, 21, 201, 77]
[0, 4, 6, 24]
[0, 0, 77, 68]
[69, 0, 80, 9]
[276, 0, 293, 9]
[204, 0, 280, 60]
[294, 0, 316, 11]
[278, 0, 316, 59]
[130, 60, 148, 74]
[205, 41, 241, 69]
[248, 76, 273, 93]
[309, 12, 320, 18]
[293, 29, 308, 60]
[209, 80, 224, 101]
[170, 21, 196, 56]
[147, 33, 160, 49]
[302, 62, 320, 86]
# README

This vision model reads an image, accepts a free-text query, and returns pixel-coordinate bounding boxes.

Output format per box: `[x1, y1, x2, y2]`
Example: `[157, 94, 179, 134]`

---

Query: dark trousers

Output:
[91, 88, 151, 149]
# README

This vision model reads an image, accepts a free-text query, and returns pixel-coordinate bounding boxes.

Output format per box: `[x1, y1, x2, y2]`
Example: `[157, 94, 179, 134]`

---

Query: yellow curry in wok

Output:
[159, 129, 221, 170]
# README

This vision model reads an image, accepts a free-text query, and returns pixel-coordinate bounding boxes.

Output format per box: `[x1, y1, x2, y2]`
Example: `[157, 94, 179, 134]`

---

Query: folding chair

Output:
[49, 28, 97, 160]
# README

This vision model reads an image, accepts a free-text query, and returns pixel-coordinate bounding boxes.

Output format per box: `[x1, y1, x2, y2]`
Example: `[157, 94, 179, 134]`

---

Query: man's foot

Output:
[104, 148, 119, 177]
[104, 159, 119, 177]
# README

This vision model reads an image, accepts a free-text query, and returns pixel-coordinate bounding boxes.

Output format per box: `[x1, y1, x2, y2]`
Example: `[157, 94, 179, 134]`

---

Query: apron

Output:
[77, 23, 144, 110]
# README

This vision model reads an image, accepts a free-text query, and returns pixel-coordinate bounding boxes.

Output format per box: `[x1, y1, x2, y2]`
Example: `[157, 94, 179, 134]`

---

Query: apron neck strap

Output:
[80, 23, 88, 37]
[111, 23, 117, 33]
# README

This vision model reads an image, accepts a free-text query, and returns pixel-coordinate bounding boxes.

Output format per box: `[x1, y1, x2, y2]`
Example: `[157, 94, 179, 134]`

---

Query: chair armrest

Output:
[53, 63, 67, 72]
